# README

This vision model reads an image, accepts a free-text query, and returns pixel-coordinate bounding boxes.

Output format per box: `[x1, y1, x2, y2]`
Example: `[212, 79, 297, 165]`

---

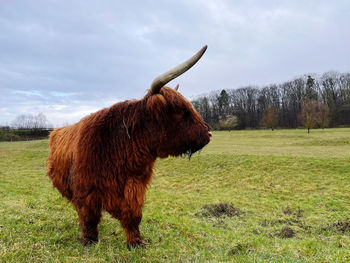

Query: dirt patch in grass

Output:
[260, 206, 306, 228]
[263, 207, 308, 238]
[198, 203, 241, 218]
[282, 206, 304, 218]
[275, 226, 295, 238]
[228, 243, 251, 255]
[322, 221, 350, 234]
[282, 206, 293, 215]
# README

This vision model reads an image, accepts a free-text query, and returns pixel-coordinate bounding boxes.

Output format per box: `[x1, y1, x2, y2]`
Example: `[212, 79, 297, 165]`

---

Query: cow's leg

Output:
[73, 195, 102, 246]
[121, 209, 145, 249]
[107, 178, 147, 248]
[106, 202, 145, 248]
[123, 179, 147, 248]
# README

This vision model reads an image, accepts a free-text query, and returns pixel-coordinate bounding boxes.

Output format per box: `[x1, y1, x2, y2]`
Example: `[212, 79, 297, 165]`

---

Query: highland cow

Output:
[47, 45, 211, 248]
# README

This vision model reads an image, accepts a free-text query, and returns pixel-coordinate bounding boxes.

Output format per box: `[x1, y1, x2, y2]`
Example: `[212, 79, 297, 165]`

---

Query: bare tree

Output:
[317, 103, 330, 129]
[261, 106, 279, 131]
[11, 114, 27, 129]
[12, 113, 51, 129]
[299, 100, 319, 133]
[217, 115, 238, 131]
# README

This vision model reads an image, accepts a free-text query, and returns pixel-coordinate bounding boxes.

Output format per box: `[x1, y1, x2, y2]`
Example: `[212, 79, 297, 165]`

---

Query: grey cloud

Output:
[0, 0, 349, 125]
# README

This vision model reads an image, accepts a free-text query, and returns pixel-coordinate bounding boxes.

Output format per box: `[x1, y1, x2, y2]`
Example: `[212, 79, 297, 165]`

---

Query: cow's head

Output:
[145, 46, 211, 158]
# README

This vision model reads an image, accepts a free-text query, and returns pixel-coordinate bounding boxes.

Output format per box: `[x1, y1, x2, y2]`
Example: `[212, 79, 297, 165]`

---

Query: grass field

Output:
[1, 128, 350, 262]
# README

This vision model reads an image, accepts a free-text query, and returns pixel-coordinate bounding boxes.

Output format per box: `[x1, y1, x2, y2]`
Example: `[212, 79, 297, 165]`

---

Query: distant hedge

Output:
[0, 128, 52, 141]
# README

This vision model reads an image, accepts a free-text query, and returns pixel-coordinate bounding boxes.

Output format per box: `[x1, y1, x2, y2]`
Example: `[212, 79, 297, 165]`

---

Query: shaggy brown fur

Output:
[47, 87, 211, 248]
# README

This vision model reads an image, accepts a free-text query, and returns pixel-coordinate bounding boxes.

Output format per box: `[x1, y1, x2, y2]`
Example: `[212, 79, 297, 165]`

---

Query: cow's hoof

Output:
[127, 240, 146, 250]
[80, 237, 98, 246]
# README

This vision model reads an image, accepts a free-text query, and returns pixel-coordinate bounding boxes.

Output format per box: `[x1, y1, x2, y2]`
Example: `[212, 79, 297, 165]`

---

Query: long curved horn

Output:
[150, 45, 207, 94]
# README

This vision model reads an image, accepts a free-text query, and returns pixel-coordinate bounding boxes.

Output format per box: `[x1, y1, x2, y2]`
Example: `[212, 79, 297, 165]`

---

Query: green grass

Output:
[1, 128, 350, 262]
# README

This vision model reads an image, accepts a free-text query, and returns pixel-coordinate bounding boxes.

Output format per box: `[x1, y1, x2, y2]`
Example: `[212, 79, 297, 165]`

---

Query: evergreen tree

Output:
[217, 89, 230, 119]
[304, 75, 318, 101]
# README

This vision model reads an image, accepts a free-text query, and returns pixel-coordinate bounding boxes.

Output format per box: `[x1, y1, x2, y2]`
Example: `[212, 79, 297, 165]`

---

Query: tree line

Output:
[191, 71, 350, 131]
[0, 113, 53, 141]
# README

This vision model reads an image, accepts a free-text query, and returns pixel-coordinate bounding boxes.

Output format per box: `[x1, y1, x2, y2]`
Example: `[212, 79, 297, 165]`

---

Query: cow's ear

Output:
[174, 84, 179, 91]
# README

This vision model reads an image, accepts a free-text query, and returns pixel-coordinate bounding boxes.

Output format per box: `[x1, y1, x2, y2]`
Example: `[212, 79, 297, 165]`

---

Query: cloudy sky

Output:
[1, 0, 349, 126]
